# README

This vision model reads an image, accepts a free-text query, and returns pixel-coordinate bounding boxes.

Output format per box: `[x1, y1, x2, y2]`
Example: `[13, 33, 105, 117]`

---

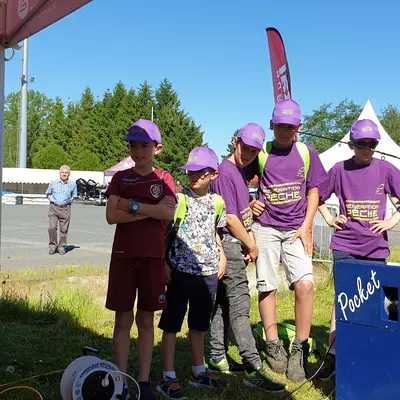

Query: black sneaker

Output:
[243, 367, 287, 393]
[118, 385, 131, 400]
[265, 339, 288, 374]
[188, 370, 230, 389]
[287, 339, 310, 382]
[208, 357, 246, 374]
[318, 353, 336, 382]
[138, 381, 156, 400]
[157, 377, 186, 399]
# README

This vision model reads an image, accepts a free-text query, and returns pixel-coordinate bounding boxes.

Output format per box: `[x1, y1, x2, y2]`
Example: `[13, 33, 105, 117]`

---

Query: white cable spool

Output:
[61, 356, 124, 400]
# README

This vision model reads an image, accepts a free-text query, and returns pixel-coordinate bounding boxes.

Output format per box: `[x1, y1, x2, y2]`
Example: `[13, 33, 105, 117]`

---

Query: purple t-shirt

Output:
[319, 158, 400, 259]
[211, 159, 253, 234]
[246, 143, 327, 230]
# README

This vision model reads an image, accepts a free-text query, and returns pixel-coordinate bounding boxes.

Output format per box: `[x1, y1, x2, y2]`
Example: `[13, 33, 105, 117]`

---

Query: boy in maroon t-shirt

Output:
[105, 119, 176, 400]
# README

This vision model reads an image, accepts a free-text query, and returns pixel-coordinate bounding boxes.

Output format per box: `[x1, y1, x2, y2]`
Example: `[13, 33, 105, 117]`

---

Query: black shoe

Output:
[138, 381, 156, 400]
[157, 377, 186, 399]
[287, 339, 310, 382]
[188, 370, 230, 389]
[243, 367, 287, 393]
[318, 353, 336, 381]
[58, 247, 66, 255]
[208, 357, 246, 374]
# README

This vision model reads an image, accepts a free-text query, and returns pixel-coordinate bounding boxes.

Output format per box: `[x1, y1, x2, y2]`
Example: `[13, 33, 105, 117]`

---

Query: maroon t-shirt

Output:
[106, 168, 175, 259]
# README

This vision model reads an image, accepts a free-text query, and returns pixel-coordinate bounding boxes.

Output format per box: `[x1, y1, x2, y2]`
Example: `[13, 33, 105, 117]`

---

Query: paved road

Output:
[1, 203, 115, 270]
[1, 203, 399, 271]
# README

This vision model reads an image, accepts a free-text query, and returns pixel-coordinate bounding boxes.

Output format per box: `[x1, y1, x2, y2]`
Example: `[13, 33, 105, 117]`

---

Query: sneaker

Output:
[118, 385, 131, 400]
[243, 367, 287, 393]
[265, 339, 288, 374]
[209, 357, 246, 374]
[188, 370, 230, 389]
[318, 353, 336, 382]
[58, 247, 66, 255]
[138, 381, 156, 400]
[287, 339, 310, 382]
[157, 377, 186, 399]
[49, 249, 56, 255]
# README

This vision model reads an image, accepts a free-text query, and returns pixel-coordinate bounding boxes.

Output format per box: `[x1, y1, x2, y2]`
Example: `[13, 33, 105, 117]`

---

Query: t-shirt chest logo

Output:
[375, 183, 384, 195]
[150, 184, 163, 198]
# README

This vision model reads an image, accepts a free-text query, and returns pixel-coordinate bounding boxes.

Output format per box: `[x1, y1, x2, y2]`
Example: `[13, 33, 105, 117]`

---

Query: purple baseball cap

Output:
[272, 99, 302, 126]
[350, 119, 381, 141]
[179, 147, 219, 171]
[123, 119, 162, 144]
[237, 123, 266, 151]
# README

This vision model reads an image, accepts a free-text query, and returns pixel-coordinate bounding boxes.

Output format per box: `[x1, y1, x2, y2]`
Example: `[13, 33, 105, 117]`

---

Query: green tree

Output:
[4, 92, 20, 167]
[302, 99, 362, 153]
[137, 81, 155, 120]
[33, 142, 70, 169]
[221, 129, 239, 159]
[70, 149, 103, 171]
[380, 104, 400, 145]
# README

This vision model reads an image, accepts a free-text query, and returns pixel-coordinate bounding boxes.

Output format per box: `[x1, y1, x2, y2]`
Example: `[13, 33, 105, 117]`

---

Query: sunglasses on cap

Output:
[350, 140, 378, 150]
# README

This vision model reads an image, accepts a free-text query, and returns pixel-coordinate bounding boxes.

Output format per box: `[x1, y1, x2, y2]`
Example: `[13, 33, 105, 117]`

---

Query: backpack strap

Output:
[295, 142, 310, 180]
[258, 141, 310, 179]
[213, 193, 225, 224]
[173, 193, 187, 227]
[258, 141, 273, 176]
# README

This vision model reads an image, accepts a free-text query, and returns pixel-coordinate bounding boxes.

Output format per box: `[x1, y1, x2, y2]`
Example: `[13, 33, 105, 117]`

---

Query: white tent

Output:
[319, 99, 400, 218]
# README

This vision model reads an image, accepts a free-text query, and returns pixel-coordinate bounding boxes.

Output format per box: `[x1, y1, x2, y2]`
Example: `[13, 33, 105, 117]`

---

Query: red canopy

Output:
[0, 0, 92, 47]
[104, 157, 135, 177]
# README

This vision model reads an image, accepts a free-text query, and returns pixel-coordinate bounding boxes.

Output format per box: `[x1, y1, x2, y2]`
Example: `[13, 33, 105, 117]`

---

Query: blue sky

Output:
[4, 0, 400, 159]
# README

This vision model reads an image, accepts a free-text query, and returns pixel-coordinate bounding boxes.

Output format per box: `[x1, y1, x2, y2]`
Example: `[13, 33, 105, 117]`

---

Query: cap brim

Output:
[123, 137, 154, 142]
[272, 116, 301, 126]
[240, 137, 264, 151]
[178, 164, 210, 171]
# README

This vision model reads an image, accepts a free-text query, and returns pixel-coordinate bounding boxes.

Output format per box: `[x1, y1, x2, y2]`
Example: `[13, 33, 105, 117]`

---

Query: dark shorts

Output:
[106, 257, 166, 313]
[158, 269, 218, 333]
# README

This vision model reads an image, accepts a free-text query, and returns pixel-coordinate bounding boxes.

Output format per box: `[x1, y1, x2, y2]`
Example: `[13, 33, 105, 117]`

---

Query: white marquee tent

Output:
[319, 99, 400, 218]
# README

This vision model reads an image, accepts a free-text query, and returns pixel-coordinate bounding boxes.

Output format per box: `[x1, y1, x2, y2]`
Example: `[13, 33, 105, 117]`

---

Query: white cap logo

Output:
[18, 0, 29, 20]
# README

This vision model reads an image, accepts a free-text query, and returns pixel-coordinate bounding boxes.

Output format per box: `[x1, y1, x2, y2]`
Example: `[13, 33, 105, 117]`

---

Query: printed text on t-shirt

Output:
[345, 200, 380, 221]
[263, 181, 302, 205]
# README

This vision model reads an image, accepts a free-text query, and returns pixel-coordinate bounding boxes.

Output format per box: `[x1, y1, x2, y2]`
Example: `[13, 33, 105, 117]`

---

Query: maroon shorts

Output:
[106, 257, 166, 312]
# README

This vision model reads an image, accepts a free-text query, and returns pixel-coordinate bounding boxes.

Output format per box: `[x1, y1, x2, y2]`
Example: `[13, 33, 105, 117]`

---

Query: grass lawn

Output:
[2, 249, 400, 400]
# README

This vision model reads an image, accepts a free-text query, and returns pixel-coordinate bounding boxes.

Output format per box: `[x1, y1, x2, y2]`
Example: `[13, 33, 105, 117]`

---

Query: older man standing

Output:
[46, 165, 78, 255]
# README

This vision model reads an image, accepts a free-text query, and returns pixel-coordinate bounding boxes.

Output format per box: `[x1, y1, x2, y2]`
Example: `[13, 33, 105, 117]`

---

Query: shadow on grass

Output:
[0, 295, 294, 400]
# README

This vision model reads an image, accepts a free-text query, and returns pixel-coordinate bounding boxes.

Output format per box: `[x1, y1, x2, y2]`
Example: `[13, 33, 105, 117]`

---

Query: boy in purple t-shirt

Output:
[248, 100, 328, 382]
[317, 119, 400, 381]
[209, 123, 286, 394]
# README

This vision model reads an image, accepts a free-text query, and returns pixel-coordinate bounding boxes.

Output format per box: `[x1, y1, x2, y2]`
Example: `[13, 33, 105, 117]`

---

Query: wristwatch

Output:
[130, 201, 140, 216]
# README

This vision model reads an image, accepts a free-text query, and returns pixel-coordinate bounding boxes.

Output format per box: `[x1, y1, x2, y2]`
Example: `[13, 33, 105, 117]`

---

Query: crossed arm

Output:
[106, 195, 176, 225]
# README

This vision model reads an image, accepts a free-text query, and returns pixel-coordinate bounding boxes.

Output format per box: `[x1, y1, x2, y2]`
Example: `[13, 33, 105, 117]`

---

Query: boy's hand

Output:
[218, 254, 227, 280]
[327, 215, 347, 230]
[246, 242, 259, 262]
[370, 218, 399, 234]
[165, 263, 172, 283]
[158, 196, 176, 211]
[292, 224, 313, 256]
[117, 196, 128, 211]
[250, 200, 265, 217]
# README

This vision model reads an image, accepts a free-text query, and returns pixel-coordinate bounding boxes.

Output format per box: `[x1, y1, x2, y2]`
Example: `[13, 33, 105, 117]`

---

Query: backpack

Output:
[165, 192, 225, 264]
[252, 321, 318, 360]
[258, 141, 310, 179]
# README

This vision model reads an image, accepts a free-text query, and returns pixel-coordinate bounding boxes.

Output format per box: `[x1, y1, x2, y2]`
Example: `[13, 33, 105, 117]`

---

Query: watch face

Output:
[133, 203, 139, 211]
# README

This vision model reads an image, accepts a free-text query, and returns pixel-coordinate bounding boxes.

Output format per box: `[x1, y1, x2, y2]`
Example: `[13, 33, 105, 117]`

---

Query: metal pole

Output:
[18, 38, 28, 168]
[151, 106, 154, 122]
[0, 46, 5, 270]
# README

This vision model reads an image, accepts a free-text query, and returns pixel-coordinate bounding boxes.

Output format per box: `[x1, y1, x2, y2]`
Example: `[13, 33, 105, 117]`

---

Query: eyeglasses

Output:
[351, 140, 378, 150]
[188, 169, 213, 178]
